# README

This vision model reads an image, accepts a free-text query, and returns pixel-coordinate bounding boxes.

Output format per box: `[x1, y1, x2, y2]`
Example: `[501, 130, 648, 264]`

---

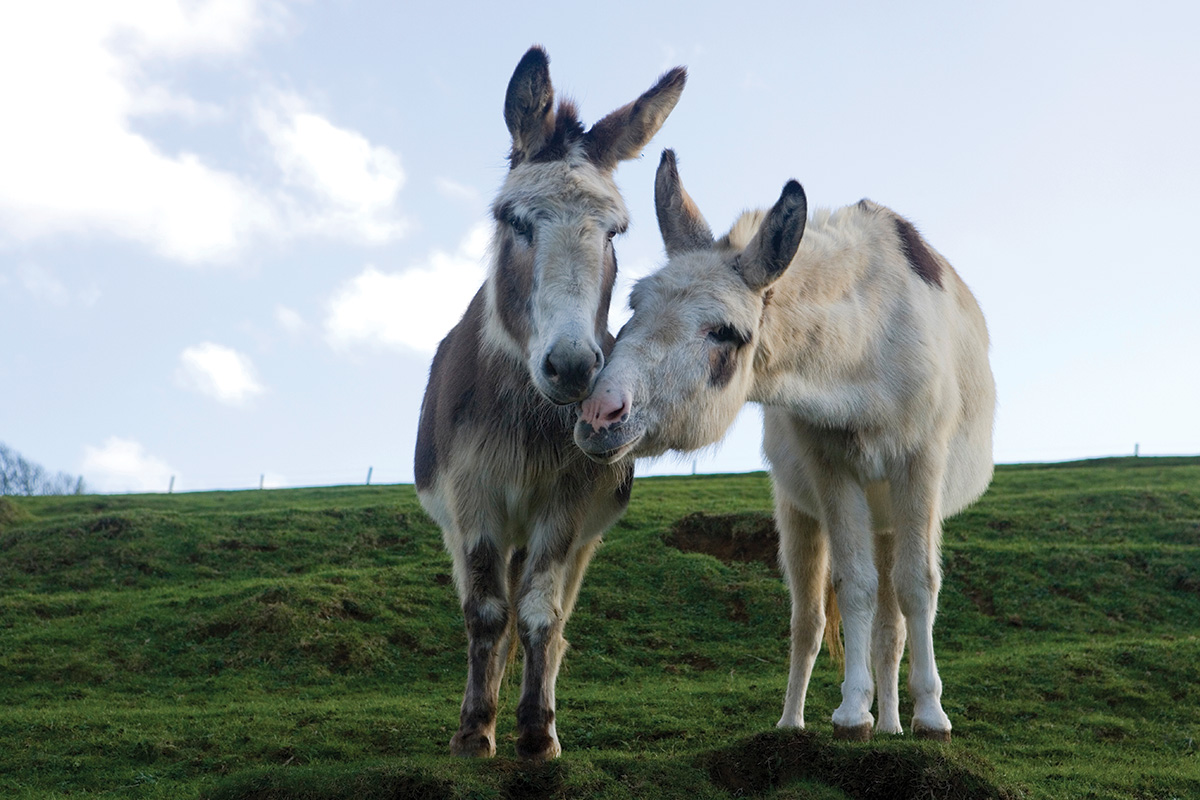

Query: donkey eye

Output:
[510, 216, 533, 243]
[606, 228, 618, 241]
[707, 325, 745, 346]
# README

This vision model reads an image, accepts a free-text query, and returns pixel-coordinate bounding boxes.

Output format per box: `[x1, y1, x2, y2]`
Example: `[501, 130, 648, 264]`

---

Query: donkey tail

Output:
[823, 578, 844, 666]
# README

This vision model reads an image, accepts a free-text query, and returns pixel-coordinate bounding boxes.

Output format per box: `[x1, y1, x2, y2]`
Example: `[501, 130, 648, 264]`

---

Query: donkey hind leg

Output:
[872, 528, 906, 735]
[822, 477, 878, 740]
[775, 501, 828, 729]
[891, 449, 952, 741]
[450, 537, 514, 757]
[514, 536, 599, 760]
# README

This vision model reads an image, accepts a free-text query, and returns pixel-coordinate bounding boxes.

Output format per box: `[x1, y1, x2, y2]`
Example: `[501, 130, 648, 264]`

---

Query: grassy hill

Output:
[1, 458, 1197, 799]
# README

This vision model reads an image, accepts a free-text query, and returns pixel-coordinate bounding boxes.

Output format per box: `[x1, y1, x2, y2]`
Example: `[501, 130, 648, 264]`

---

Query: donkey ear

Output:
[655, 149, 714, 257]
[585, 67, 687, 171]
[738, 180, 807, 291]
[505, 46, 556, 166]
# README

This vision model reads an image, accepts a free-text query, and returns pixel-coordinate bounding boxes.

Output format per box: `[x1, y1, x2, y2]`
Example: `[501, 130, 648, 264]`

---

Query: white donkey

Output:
[416, 50, 685, 759]
[575, 150, 994, 740]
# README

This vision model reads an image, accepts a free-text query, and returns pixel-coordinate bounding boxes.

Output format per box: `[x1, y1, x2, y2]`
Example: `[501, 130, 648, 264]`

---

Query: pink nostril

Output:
[602, 394, 629, 426]
[582, 388, 631, 430]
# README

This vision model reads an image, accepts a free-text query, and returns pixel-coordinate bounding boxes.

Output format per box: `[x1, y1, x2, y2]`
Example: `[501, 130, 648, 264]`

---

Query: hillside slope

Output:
[1, 458, 1197, 798]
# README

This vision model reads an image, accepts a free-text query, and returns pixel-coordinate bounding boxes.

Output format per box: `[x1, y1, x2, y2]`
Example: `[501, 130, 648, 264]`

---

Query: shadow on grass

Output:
[202, 730, 1023, 800]
[202, 758, 572, 800]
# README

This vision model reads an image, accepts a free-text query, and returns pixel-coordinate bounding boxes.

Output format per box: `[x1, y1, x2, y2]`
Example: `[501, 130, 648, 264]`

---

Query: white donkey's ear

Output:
[585, 67, 686, 171]
[738, 180, 807, 292]
[654, 149, 714, 257]
[505, 46, 556, 166]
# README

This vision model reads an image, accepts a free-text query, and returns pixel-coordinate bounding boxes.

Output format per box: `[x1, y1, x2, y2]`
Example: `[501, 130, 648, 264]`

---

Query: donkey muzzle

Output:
[573, 416, 642, 465]
[537, 339, 603, 405]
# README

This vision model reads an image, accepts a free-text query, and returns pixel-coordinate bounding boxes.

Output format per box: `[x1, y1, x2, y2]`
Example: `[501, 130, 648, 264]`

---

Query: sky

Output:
[2, 1, 1198, 494]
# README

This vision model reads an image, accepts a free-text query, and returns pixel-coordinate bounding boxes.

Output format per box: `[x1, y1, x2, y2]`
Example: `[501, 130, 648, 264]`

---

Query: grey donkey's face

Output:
[574, 149, 807, 462]
[497, 48, 686, 406]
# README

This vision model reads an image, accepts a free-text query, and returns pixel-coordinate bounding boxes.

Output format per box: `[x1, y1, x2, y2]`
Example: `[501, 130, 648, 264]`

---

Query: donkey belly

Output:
[761, 408, 893, 524]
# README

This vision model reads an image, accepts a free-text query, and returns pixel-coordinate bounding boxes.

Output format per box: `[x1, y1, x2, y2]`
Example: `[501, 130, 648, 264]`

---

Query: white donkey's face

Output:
[578, 253, 761, 462]
[490, 48, 686, 406]
[575, 150, 807, 462]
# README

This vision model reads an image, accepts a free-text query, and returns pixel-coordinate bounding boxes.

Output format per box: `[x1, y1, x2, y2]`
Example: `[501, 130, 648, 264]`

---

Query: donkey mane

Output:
[720, 202, 947, 295]
[510, 100, 586, 168]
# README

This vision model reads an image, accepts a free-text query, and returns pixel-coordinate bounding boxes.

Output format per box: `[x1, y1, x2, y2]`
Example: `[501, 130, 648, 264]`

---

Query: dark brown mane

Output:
[513, 100, 585, 167]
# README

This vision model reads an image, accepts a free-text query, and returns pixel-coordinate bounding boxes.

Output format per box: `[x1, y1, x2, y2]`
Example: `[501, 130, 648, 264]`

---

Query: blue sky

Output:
[2, 1, 1197, 493]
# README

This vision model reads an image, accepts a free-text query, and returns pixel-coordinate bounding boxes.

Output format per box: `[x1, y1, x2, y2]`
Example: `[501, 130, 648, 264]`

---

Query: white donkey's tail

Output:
[824, 578, 844, 666]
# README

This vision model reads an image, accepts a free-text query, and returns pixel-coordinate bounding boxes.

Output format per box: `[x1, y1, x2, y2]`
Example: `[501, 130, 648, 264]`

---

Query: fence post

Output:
[366, 466, 373, 486]
[168, 475, 175, 494]
[260, 474, 264, 490]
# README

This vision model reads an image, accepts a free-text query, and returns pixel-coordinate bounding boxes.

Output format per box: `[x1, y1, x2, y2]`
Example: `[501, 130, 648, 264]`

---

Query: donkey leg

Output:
[559, 536, 602, 626]
[891, 450, 951, 741]
[775, 501, 828, 729]
[450, 538, 513, 757]
[513, 538, 583, 760]
[872, 529, 906, 735]
[822, 478, 878, 740]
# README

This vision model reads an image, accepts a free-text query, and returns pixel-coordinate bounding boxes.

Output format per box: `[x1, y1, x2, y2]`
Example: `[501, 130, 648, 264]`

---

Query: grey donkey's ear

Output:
[585, 67, 687, 171]
[505, 46, 556, 166]
[738, 180, 807, 291]
[654, 149, 714, 257]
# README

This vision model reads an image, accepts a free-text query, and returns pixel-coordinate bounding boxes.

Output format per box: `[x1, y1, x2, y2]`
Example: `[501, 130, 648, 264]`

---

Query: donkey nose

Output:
[580, 387, 631, 431]
[542, 341, 603, 402]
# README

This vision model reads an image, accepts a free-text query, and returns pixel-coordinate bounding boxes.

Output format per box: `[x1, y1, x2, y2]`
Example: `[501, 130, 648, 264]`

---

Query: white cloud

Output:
[258, 94, 408, 243]
[127, 85, 226, 122]
[325, 222, 491, 354]
[0, 3, 283, 263]
[176, 342, 265, 405]
[103, 0, 285, 59]
[0, 2, 405, 264]
[82, 436, 175, 493]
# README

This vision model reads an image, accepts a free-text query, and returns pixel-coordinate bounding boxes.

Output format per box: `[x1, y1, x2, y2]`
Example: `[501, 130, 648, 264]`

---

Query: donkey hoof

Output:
[450, 729, 496, 758]
[912, 723, 952, 742]
[832, 723, 873, 742]
[516, 730, 562, 761]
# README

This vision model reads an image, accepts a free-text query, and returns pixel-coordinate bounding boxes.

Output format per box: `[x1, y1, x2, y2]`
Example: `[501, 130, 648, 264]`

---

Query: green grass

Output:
[1, 458, 1198, 798]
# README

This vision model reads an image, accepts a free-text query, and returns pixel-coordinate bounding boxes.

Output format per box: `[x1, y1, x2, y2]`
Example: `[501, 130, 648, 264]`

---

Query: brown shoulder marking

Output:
[893, 216, 943, 289]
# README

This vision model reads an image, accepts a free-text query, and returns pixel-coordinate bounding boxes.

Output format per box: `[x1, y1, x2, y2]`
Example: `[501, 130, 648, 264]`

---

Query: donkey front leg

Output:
[513, 536, 598, 760]
[890, 449, 952, 741]
[821, 477, 878, 740]
[450, 537, 514, 757]
[775, 500, 828, 729]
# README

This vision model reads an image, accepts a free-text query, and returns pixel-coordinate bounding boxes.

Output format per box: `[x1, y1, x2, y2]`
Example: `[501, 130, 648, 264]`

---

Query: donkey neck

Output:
[747, 205, 904, 424]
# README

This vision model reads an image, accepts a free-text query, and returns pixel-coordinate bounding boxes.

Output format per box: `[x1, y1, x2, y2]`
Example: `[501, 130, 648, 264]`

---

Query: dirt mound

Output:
[707, 729, 1022, 799]
[665, 511, 779, 570]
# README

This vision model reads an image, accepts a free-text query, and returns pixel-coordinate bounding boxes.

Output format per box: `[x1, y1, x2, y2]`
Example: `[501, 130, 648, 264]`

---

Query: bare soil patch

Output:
[665, 511, 779, 571]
